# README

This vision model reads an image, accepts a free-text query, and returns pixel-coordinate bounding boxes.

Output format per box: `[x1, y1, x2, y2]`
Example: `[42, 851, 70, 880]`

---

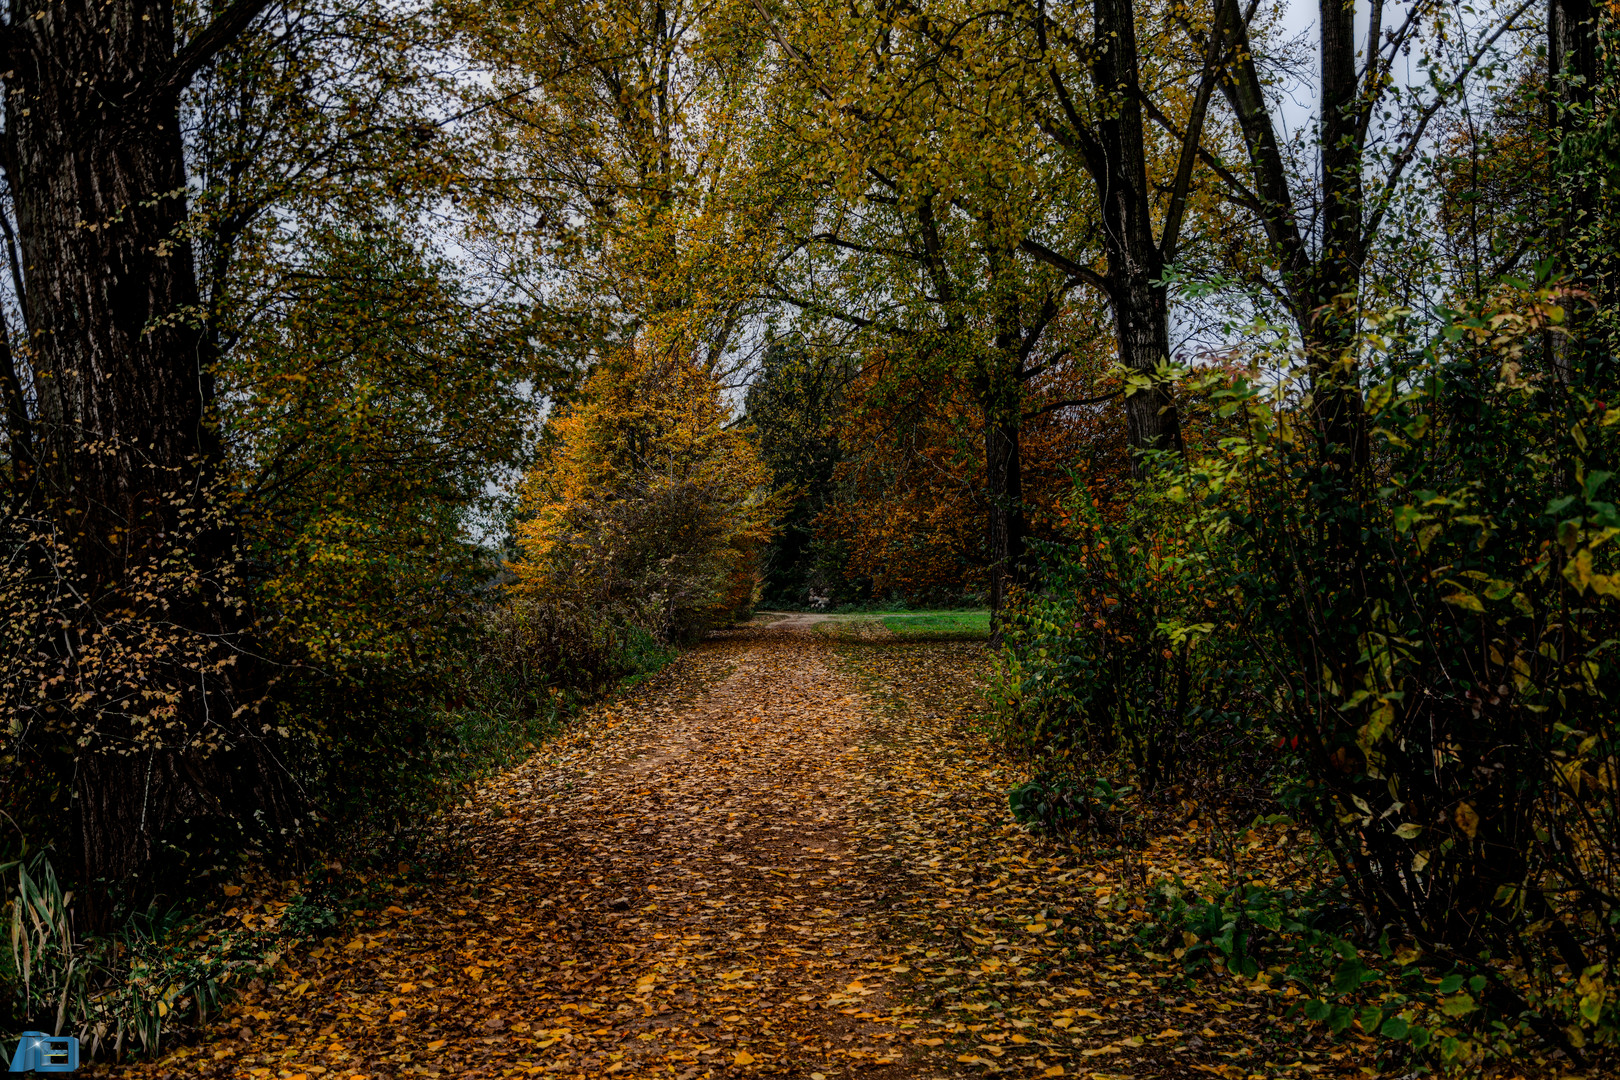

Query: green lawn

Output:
[878, 609, 990, 640]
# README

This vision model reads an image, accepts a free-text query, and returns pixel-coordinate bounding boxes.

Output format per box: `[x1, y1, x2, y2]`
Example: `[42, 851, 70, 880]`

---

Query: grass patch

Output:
[879, 609, 990, 640]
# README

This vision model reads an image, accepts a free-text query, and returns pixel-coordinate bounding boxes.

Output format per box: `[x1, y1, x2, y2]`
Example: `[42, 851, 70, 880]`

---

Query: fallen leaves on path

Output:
[100, 622, 1377, 1079]
[832, 643, 1369, 1079]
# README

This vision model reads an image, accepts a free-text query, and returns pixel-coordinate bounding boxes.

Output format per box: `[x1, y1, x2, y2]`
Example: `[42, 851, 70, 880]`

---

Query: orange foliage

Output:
[511, 346, 778, 637]
[818, 338, 1129, 599]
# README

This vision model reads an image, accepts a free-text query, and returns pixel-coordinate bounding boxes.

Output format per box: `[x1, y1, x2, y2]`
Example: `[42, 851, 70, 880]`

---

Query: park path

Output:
[124, 622, 1348, 1080]
[192, 623, 940, 1080]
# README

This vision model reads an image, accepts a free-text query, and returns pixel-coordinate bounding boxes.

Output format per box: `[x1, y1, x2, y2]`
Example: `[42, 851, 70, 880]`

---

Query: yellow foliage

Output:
[511, 346, 780, 638]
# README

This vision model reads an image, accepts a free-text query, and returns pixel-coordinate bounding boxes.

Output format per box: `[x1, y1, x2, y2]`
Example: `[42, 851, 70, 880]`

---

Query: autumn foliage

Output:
[511, 347, 777, 641]
[812, 336, 1129, 602]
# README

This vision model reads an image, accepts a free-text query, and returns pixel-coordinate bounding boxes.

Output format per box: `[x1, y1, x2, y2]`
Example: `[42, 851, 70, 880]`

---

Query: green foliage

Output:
[2, 851, 270, 1061]
[1007, 773, 1133, 835]
[1004, 283, 1620, 1062]
[1195, 293, 1618, 1037]
[991, 494, 1270, 799]
[225, 227, 545, 680]
[1134, 875, 1483, 1063]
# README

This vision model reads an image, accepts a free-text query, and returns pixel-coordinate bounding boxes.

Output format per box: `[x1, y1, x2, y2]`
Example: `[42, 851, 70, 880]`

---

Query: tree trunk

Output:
[1218, 0, 1365, 467]
[1114, 274, 1182, 471]
[0, 0, 290, 912]
[1091, 0, 1183, 469]
[984, 378, 1024, 642]
[1307, 0, 1368, 468]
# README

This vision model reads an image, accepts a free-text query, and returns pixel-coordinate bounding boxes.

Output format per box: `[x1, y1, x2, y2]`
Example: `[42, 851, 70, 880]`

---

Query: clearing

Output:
[105, 618, 1364, 1079]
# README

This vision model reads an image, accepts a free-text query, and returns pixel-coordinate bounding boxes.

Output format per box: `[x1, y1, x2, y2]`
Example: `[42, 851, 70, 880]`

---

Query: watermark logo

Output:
[7, 1033, 78, 1073]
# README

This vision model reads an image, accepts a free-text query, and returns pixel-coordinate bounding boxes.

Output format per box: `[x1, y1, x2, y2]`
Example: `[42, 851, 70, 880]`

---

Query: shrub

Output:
[2, 851, 269, 1061]
[1179, 289, 1620, 1055]
[999, 283, 1620, 1060]
[1008, 773, 1134, 836]
[991, 488, 1273, 803]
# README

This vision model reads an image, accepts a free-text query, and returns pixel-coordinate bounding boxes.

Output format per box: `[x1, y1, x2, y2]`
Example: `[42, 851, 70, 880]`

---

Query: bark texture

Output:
[0, 0, 290, 911]
[1090, 0, 1183, 465]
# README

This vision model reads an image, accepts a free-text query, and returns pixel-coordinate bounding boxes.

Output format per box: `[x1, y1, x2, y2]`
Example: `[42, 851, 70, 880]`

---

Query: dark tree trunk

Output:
[1026, 0, 1205, 468]
[1218, 0, 1366, 467]
[1549, 0, 1603, 383]
[984, 327, 1026, 642]
[0, 0, 289, 913]
[1550, 0, 1598, 138]
[1091, 0, 1183, 469]
[1112, 273, 1180, 471]
[1307, 0, 1368, 468]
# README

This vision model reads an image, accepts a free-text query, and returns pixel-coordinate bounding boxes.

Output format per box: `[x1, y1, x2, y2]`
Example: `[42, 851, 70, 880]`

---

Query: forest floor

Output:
[105, 619, 1394, 1079]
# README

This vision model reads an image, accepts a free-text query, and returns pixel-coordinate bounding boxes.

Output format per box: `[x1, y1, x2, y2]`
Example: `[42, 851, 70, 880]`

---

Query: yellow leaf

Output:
[388, 1010, 406, 1022]
[1043, 1068, 1066, 1077]
[1592, 572, 1620, 598]
[464, 965, 485, 981]
[1443, 590, 1484, 613]
[1454, 802, 1480, 839]
[289, 980, 311, 998]
[733, 1049, 756, 1065]
[1564, 548, 1596, 594]
[221, 884, 243, 897]
[426, 1040, 447, 1051]
[915, 1037, 944, 1045]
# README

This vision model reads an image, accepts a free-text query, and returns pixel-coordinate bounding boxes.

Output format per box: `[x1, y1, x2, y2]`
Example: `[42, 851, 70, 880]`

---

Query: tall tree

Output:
[1012, 0, 1230, 463]
[1202, 0, 1534, 462]
[0, 0, 292, 904]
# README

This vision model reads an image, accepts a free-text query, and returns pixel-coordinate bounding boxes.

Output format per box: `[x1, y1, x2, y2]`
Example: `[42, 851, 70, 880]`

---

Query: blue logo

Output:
[7, 1033, 77, 1073]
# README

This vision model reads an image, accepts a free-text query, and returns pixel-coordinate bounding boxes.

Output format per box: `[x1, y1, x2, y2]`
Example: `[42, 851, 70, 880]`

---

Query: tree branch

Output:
[1018, 238, 1112, 298]
[1023, 390, 1123, 420]
[161, 0, 277, 97]
[1358, 0, 1538, 259]
[1161, 0, 1231, 264]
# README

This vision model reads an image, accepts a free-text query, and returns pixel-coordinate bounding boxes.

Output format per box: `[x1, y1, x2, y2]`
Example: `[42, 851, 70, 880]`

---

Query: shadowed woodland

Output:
[2, 0, 1620, 1075]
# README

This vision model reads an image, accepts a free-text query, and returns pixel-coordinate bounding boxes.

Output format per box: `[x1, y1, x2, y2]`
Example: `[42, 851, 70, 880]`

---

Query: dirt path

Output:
[170, 624, 933, 1080]
[121, 623, 1353, 1080]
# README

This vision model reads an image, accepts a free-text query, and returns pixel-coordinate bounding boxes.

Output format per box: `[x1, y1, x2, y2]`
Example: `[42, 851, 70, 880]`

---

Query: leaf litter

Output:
[99, 620, 1387, 1079]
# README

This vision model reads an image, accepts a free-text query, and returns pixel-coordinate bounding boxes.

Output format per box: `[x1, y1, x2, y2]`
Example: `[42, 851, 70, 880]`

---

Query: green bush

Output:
[991, 492, 1273, 801]
[998, 282, 1620, 1061]
[1176, 291, 1620, 1056]
[1007, 773, 1133, 835]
